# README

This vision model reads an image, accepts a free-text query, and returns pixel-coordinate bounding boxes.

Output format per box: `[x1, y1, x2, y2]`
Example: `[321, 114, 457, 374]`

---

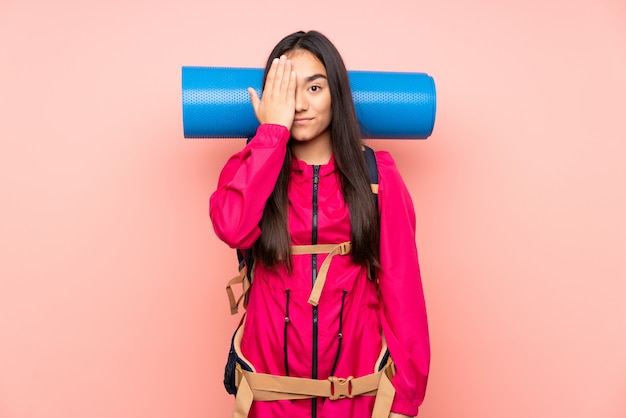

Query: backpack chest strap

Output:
[227, 241, 352, 314]
[291, 241, 352, 306]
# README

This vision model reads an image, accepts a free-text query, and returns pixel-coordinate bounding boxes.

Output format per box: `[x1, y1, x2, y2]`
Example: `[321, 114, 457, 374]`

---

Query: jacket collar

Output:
[290, 154, 336, 177]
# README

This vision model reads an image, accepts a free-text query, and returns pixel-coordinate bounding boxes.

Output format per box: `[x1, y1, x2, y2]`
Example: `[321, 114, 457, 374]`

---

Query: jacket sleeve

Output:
[209, 124, 290, 249]
[376, 151, 430, 417]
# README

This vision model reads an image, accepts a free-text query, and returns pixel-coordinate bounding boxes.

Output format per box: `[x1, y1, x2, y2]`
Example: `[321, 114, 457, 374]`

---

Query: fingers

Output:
[278, 56, 294, 98]
[268, 55, 293, 100]
[286, 67, 296, 104]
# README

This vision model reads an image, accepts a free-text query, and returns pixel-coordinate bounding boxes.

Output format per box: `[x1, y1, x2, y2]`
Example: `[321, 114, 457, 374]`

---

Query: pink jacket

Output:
[210, 124, 429, 417]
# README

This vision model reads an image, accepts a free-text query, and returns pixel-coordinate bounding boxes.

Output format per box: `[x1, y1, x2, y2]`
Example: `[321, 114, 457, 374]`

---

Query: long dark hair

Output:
[254, 30, 380, 271]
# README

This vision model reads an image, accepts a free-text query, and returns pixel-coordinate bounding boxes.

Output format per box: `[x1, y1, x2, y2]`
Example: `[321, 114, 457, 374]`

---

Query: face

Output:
[285, 49, 332, 144]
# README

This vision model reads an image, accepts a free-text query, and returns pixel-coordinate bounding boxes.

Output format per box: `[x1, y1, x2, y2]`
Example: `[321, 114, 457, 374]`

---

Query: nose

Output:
[295, 89, 308, 112]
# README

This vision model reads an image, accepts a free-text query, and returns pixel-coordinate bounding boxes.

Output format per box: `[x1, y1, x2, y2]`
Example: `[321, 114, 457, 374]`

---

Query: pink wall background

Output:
[1, 0, 625, 417]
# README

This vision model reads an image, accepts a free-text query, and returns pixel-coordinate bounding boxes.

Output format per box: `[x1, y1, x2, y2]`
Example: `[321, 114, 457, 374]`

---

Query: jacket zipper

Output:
[311, 165, 320, 418]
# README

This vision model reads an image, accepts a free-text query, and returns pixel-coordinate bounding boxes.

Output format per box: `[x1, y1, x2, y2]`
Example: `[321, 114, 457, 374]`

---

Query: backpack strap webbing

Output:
[226, 268, 251, 315]
[227, 241, 352, 314]
[233, 362, 395, 418]
[292, 242, 352, 306]
[228, 313, 395, 418]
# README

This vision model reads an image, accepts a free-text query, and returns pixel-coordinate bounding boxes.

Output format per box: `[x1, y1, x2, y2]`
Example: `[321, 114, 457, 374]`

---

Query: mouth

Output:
[293, 118, 313, 125]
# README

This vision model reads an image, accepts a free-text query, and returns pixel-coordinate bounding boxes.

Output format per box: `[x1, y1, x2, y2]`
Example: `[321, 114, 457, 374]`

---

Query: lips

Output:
[293, 118, 312, 126]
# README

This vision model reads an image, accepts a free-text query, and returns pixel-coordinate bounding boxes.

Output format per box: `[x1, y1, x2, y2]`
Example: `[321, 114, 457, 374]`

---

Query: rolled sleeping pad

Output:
[182, 66, 436, 139]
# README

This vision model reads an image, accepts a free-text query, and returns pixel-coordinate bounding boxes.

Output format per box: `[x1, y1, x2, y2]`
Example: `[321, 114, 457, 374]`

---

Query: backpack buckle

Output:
[337, 242, 352, 256]
[328, 376, 354, 400]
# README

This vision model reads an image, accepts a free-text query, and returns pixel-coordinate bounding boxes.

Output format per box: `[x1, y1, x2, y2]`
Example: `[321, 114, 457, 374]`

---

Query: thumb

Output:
[248, 87, 260, 112]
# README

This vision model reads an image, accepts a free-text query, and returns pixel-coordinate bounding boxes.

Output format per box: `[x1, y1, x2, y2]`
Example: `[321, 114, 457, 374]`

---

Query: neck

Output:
[290, 133, 332, 165]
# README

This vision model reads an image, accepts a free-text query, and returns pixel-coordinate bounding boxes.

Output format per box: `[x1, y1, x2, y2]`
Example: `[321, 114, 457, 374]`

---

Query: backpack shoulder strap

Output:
[362, 144, 380, 281]
[362, 144, 379, 202]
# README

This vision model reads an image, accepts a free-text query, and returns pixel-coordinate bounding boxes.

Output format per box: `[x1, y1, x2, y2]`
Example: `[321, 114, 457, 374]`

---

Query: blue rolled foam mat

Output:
[182, 66, 436, 139]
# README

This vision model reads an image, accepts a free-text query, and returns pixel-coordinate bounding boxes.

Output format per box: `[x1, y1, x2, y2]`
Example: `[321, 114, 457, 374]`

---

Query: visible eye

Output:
[309, 85, 321, 92]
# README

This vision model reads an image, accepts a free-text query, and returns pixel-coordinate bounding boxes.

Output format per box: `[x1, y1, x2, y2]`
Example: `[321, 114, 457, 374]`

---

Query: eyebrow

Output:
[305, 74, 328, 82]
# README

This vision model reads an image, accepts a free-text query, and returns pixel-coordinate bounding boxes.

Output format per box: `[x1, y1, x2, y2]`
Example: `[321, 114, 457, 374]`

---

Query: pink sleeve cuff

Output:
[391, 396, 419, 417]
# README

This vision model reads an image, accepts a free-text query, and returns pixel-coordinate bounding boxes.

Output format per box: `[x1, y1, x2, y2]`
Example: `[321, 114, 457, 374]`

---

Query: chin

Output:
[291, 136, 312, 142]
[289, 131, 313, 142]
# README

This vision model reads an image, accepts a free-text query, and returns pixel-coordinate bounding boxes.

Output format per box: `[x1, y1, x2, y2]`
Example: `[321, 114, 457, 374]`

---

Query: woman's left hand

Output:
[389, 413, 415, 418]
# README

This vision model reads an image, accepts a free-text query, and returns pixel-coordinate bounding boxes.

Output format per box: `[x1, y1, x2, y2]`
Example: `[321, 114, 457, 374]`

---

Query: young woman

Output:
[210, 30, 429, 418]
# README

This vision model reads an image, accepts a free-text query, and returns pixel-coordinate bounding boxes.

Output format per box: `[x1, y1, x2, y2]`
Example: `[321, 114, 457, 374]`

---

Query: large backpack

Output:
[221, 145, 396, 418]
